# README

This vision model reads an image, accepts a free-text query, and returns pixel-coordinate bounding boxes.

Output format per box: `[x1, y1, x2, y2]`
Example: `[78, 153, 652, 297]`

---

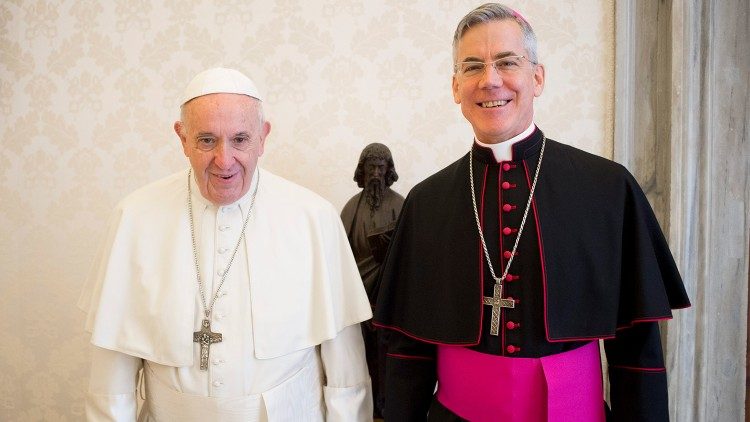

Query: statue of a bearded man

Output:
[341, 143, 404, 419]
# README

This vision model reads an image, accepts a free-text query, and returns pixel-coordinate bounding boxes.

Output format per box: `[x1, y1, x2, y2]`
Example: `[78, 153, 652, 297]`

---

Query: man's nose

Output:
[478, 64, 503, 88]
[213, 140, 235, 169]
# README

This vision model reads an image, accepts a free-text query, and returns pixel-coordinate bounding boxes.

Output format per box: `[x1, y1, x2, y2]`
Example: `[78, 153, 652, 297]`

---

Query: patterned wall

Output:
[0, 0, 613, 419]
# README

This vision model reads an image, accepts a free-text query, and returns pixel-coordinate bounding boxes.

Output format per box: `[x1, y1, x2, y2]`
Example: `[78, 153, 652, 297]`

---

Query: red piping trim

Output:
[371, 321, 478, 346]
[386, 353, 434, 361]
[609, 365, 666, 373]
[477, 164, 489, 344]
[545, 315, 674, 342]
[547, 333, 617, 342]
[615, 315, 673, 330]
[523, 160, 552, 342]
[498, 166, 506, 350]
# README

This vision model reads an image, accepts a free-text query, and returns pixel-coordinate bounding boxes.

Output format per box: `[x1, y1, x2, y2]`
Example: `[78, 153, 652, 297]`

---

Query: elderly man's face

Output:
[175, 93, 270, 205]
[452, 19, 544, 143]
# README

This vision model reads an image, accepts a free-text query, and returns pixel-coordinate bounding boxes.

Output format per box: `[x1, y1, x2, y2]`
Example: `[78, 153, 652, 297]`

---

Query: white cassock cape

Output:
[78, 168, 373, 421]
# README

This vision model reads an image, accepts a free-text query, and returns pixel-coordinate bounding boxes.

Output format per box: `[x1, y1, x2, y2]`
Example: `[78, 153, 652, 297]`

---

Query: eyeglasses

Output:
[454, 55, 536, 78]
[194, 135, 257, 152]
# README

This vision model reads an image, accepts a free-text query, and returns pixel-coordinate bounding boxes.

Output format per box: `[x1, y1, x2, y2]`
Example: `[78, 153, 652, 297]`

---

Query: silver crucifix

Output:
[193, 319, 222, 370]
[483, 283, 515, 336]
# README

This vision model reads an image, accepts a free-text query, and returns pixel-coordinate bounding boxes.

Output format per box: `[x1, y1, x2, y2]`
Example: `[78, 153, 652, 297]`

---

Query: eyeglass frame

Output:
[453, 55, 538, 77]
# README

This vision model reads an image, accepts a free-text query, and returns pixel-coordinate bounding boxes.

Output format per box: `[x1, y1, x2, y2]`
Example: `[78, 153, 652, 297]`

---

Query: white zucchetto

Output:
[181, 67, 263, 105]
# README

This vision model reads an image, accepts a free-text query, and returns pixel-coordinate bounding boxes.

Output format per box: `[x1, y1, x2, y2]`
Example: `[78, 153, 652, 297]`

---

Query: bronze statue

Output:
[341, 143, 404, 418]
[341, 143, 405, 294]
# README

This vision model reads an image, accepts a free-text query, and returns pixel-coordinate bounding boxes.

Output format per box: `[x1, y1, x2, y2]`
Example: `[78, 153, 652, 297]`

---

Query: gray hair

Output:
[452, 3, 539, 67]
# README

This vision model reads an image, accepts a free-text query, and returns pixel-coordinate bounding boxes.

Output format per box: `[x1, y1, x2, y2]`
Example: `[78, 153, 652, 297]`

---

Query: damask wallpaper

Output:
[0, 0, 613, 419]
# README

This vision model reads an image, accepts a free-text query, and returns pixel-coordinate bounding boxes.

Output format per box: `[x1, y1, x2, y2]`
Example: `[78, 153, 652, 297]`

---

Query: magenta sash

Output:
[436, 341, 605, 421]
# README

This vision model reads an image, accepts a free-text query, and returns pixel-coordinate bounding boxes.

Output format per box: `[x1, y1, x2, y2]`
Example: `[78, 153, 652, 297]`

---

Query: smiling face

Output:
[174, 93, 271, 205]
[452, 19, 545, 144]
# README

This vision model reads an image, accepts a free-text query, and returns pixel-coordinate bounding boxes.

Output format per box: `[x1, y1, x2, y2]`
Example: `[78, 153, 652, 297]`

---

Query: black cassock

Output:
[373, 128, 690, 421]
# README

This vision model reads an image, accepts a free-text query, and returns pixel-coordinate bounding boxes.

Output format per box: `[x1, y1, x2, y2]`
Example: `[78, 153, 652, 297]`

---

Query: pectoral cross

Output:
[483, 283, 515, 336]
[193, 319, 222, 370]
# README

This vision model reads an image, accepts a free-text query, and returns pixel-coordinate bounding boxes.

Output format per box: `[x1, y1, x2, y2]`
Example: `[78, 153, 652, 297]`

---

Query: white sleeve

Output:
[85, 346, 143, 422]
[319, 323, 373, 422]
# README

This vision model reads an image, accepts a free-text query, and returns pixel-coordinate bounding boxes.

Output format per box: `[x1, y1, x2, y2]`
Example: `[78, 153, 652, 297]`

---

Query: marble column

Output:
[615, 0, 749, 420]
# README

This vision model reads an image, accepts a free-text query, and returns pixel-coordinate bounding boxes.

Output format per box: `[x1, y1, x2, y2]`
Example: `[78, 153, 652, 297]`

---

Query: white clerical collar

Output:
[189, 167, 260, 213]
[474, 122, 536, 162]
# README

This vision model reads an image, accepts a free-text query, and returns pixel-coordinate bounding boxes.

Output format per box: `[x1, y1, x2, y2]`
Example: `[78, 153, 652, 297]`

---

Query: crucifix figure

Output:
[483, 282, 515, 336]
[193, 319, 222, 370]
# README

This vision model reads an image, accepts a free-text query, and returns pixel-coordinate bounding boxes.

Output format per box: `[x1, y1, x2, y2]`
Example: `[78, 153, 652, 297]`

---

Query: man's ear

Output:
[174, 121, 189, 156]
[452, 74, 461, 104]
[533, 63, 545, 97]
[257, 120, 271, 157]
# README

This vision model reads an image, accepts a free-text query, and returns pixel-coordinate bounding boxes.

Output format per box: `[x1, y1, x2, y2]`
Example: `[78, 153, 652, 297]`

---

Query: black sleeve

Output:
[383, 330, 437, 421]
[604, 322, 669, 422]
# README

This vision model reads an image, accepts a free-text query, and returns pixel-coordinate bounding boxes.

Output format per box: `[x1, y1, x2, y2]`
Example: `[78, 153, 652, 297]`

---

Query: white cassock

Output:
[78, 168, 374, 421]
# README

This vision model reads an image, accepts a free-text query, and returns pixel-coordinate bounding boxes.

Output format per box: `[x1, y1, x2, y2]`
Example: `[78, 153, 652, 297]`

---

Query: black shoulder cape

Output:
[374, 130, 690, 344]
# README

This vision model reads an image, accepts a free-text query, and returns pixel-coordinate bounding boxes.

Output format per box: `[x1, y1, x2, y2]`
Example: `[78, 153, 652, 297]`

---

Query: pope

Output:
[79, 67, 373, 421]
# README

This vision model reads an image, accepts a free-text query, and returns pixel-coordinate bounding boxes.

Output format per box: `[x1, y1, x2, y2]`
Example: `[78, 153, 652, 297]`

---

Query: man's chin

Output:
[207, 186, 245, 206]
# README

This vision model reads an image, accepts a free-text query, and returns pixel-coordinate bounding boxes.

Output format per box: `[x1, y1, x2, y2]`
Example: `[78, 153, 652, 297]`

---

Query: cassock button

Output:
[502, 204, 514, 212]
[506, 321, 520, 330]
[219, 225, 231, 232]
[503, 251, 513, 259]
[217, 268, 226, 276]
[501, 182, 511, 190]
[506, 274, 519, 282]
[506, 345, 520, 354]
[502, 227, 514, 236]
[218, 247, 228, 254]
[502, 163, 511, 171]
[212, 381, 223, 387]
